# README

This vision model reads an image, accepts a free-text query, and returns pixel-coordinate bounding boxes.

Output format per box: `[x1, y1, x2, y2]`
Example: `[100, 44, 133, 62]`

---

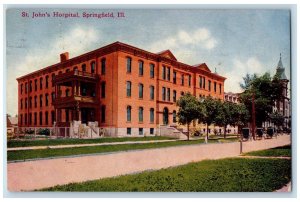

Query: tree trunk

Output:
[187, 123, 190, 141]
[206, 124, 209, 140]
[224, 125, 227, 139]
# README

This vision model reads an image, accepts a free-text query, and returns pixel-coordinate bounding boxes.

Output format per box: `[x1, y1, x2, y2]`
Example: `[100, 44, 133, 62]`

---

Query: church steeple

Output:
[275, 53, 287, 80]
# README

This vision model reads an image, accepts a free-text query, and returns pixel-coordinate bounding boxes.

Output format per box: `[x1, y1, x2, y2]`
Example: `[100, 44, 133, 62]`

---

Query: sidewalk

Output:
[7, 139, 178, 151]
[7, 135, 291, 191]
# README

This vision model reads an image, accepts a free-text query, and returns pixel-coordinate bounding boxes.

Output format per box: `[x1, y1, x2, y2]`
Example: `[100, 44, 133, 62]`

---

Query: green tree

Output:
[239, 73, 283, 127]
[200, 96, 220, 140]
[269, 111, 285, 132]
[176, 93, 203, 140]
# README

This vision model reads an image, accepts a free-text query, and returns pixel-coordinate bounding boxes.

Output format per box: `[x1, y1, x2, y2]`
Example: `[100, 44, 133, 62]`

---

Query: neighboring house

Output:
[7, 115, 18, 135]
[17, 41, 226, 136]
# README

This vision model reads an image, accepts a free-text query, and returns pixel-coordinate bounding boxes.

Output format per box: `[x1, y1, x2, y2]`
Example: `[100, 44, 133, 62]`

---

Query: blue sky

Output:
[6, 8, 291, 116]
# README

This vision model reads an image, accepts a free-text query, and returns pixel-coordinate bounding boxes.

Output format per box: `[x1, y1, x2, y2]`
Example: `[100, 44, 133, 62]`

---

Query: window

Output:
[65, 110, 69, 123]
[173, 71, 177, 84]
[214, 81, 217, 93]
[127, 57, 132, 73]
[82, 64, 86, 72]
[46, 75, 49, 88]
[20, 84, 23, 94]
[173, 110, 177, 123]
[51, 73, 55, 87]
[66, 69, 70, 73]
[181, 74, 184, 86]
[199, 76, 202, 88]
[127, 128, 131, 135]
[25, 114, 27, 125]
[126, 81, 131, 97]
[167, 88, 170, 101]
[139, 107, 144, 122]
[51, 92, 55, 103]
[127, 106, 131, 122]
[139, 83, 144, 99]
[167, 67, 170, 81]
[29, 81, 32, 92]
[188, 75, 191, 86]
[39, 78, 43, 90]
[29, 113, 32, 125]
[92, 61, 96, 74]
[73, 66, 78, 72]
[65, 89, 70, 97]
[150, 64, 154, 78]
[219, 84, 222, 94]
[101, 105, 106, 123]
[51, 111, 55, 124]
[162, 87, 166, 101]
[150, 128, 154, 135]
[20, 114, 23, 125]
[40, 95, 43, 107]
[29, 97, 32, 108]
[39, 111, 42, 125]
[173, 90, 177, 102]
[34, 96, 37, 108]
[34, 79, 37, 91]
[208, 80, 211, 91]
[181, 91, 184, 96]
[25, 82, 28, 93]
[45, 94, 49, 106]
[150, 108, 154, 123]
[203, 77, 206, 89]
[139, 60, 144, 76]
[45, 111, 49, 125]
[20, 99, 23, 109]
[139, 128, 143, 135]
[150, 85, 154, 100]
[101, 82, 106, 98]
[162, 66, 166, 80]
[25, 98, 27, 109]
[101, 59, 106, 75]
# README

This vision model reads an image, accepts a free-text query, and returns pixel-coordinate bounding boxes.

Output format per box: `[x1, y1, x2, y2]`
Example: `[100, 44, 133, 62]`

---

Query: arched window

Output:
[45, 75, 49, 88]
[101, 105, 106, 123]
[126, 57, 132, 73]
[150, 108, 154, 123]
[126, 81, 132, 97]
[139, 83, 143, 99]
[82, 64, 86, 72]
[45, 94, 49, 106]
[173, 110, 177, 123]
[100, 59, 105, 75]
[139, 107, 144, 122]
[91, 61, 96, 74]
[150, 64, 155, 78]
[127, 106, 131, 122]
[138, 60, 144, 76]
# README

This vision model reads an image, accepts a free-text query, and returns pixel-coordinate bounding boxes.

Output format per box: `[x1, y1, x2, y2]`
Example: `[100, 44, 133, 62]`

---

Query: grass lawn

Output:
[243, 145, 291, 157]
[8, 138, 232, 161]
[41, 158, 291, 192]
[7, 136, 175, 148]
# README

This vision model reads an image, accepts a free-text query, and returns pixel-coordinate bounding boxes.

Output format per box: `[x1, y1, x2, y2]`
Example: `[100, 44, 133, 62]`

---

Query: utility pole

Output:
[251, 93, 256, 140]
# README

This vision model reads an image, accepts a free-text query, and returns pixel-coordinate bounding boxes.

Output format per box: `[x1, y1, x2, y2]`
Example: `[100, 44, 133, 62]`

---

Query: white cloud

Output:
[148, 28, 217, 53]
[6, 26, 101, 116]
[223, 57, 265, 93]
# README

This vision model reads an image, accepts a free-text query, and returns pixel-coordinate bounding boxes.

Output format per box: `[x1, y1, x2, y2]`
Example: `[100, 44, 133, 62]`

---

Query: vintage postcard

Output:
[5, 6, 293, 194]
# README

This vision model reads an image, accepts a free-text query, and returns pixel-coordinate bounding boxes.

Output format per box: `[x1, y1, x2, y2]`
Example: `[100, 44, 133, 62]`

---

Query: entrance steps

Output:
[159, 125, 187, 140]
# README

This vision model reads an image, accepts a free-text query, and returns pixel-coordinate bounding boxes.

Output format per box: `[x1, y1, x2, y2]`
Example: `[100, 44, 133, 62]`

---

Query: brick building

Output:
[17, 41, 226, 136]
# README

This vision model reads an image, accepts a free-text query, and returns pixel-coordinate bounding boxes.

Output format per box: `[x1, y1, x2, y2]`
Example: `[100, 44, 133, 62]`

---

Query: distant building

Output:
[265, 54, 290, 130]
[223, 92, 240, 134]
[7, 115, 18, 134]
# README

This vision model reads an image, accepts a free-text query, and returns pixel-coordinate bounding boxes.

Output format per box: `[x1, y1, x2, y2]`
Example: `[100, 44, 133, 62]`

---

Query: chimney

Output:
[60, 52, 69, 62]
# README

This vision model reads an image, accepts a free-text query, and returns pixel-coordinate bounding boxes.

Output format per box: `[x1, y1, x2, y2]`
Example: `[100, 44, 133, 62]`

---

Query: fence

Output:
[11, 126, 103, 140]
